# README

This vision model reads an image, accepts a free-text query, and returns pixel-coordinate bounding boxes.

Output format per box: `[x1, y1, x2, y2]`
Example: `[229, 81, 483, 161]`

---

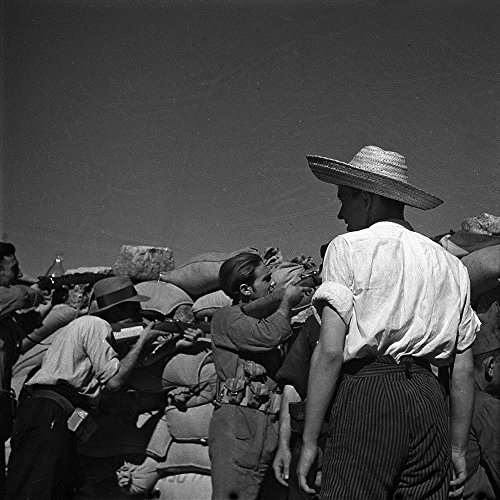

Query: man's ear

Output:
[239, 283, 252, 298]
[362, 190, 374, 210]
[484, 355, 495, 381]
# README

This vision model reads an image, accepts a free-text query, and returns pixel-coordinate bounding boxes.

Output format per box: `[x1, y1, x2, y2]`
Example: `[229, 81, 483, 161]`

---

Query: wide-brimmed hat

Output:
[92, 276, 149, 313]
[134, 281, 194, 316]
[307, 145, 443, 210]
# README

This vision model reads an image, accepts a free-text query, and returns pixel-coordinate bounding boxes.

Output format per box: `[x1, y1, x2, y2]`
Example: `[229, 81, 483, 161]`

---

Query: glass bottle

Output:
[45, 253, 65, 277]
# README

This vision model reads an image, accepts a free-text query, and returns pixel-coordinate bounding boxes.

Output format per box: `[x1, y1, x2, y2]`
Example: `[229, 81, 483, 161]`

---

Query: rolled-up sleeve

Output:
[312, 237, 354, 326]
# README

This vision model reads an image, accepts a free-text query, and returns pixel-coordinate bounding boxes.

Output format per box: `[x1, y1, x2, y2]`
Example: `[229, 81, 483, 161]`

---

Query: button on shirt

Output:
[312, 221, 479, 365]
[27, 315, 119, 400]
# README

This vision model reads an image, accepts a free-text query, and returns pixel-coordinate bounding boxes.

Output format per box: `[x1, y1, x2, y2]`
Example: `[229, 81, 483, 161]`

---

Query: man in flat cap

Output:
[464, 302, 500, 499]
[297, 145, 480, 499]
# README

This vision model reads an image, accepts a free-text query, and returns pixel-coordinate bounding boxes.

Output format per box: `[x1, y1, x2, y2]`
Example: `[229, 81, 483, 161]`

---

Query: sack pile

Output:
[438, 213, 500, 305]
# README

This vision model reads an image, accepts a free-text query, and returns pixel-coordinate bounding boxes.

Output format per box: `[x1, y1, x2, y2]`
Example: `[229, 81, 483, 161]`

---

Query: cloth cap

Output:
[92, 276, 148, 313]
[307, 145, 443, 210]
[472, 302, 500, 356]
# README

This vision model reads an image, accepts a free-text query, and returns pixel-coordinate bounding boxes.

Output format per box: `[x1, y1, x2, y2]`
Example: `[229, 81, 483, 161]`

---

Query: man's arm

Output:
[0, 284, 44, 317]
[224, 286, 311, 353]
[297, 305, 347, 494]
[449, 347, 475, 498]
[105, 322, 163, 392]
[273, 384, 301, 486]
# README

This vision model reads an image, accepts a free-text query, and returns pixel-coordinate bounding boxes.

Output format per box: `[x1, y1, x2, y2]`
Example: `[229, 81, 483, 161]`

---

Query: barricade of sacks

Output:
[437, 212, 500, 310]
[110, 246, 319, 496]
[49, 246, 316, 496]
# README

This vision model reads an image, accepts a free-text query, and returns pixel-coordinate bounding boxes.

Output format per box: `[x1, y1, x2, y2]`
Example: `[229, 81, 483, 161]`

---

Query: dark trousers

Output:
[321, 356, 451, 500]
[6, 397, 81, 500]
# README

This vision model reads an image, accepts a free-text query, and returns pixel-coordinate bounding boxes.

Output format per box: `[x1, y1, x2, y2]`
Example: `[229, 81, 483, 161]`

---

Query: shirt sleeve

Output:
[312, 236, 354, 325]
[0, 285, 38, 317]
[81, 317, 119, 385]
[224, 306, 292, 352]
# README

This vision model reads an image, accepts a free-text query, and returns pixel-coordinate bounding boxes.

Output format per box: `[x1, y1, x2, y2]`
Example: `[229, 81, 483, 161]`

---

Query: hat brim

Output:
[307, 155, 443, 210]
[91, 294, 149, 314]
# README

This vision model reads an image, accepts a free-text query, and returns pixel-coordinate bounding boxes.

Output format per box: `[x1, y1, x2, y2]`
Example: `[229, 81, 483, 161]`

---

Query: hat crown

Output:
[93, 276, 139, 311]
[94, 276, 135, 298]
[350, 145, 409, 184]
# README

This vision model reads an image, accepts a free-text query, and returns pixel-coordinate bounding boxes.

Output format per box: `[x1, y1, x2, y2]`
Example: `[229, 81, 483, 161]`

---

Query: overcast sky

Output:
[2, 0, 499, 276]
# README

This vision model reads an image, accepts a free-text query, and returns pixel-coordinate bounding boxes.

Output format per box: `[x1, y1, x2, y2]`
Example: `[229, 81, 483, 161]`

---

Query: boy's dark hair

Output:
[0, 242, 16, 266]
[219, 252, 263, 301]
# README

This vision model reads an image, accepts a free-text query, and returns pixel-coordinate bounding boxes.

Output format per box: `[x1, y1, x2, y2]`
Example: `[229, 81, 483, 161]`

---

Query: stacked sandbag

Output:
[134, 281, 194, 317]
[462, 246, 500, 302]
[461, 213, 500, 235]
[118, 344, 216, 496]
[438, 213, 500, 304]
[113, 245, 174, 281]
[159, 247, 259, 297]
[192, 290, 232, 321]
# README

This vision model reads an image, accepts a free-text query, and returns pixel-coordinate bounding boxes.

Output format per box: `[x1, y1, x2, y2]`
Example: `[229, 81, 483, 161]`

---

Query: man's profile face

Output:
[0, 255, 23, 286]
[248, 262, 273, 300]
[336, 185, 367, 232]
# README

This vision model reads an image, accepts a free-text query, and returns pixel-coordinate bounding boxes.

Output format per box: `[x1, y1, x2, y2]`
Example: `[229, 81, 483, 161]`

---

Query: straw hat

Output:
[307, 145, 443, 210]
[92, 276, 149, 313]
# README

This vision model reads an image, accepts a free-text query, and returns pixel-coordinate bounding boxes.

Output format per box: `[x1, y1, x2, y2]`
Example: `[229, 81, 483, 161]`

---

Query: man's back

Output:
[318, 220, 477, 363]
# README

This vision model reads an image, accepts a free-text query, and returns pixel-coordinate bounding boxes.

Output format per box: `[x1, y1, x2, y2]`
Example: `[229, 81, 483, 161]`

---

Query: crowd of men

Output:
[0, 145, 498, 500]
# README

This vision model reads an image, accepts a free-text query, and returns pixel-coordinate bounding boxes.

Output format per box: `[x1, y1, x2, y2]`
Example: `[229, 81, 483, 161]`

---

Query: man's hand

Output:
[176, 327, 203, 349]
[167, 386, 192, 406]
[273, 443, 292, 487]
[283, 285, 313, 308]
[30, 283, 49, 306]
[449, 448, 467, 498]
[141, 320, 167, 343]
[297, 441, 318, 495]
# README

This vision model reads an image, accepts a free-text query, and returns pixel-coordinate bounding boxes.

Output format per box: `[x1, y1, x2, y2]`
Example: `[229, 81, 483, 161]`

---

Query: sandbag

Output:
[155, 474, 211, 500]
[113, 245, 175, 281]
[271, 262, 316, 311]
[134, 281, 193, 316]
[159, 247, 259, 297]
[461, 213, 500, 235]
[271, 262, 306, 288]
[192, 290, 232, 320]
[461, 245, 500, 301]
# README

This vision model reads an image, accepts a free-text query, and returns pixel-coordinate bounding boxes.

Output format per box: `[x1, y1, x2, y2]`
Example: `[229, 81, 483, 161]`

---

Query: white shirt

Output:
[312, 221, 480, 366]
[28, 315, 119, 399]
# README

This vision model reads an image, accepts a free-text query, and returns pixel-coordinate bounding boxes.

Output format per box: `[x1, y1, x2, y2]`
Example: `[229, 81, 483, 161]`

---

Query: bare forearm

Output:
[449, 348, 475, 452]
[302, 345, 342, 446]
[278, 385, 301, 448]
[106, 336, 150, 391]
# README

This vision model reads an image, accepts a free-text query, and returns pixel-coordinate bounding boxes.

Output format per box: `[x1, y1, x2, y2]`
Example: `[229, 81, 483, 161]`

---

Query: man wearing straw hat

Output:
[6, 276, 165, 499]
[296, 145, 480, 499]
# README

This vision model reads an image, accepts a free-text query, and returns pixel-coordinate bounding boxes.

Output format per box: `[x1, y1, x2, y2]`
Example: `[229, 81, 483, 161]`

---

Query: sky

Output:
[1, 0, 499, 277]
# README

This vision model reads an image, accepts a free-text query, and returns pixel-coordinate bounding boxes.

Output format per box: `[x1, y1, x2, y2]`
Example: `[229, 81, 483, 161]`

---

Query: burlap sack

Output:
[134, 281, 193, 316]
[271, 262, 305, 288]
[192, 290, 232, 320]
[461, 245, 500, 300]
[159, 247, 259, 297]
[113, 245, 174, 281]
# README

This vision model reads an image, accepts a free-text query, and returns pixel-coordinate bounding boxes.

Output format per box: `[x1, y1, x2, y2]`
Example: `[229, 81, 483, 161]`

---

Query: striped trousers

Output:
[320, 356, 451, 500]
